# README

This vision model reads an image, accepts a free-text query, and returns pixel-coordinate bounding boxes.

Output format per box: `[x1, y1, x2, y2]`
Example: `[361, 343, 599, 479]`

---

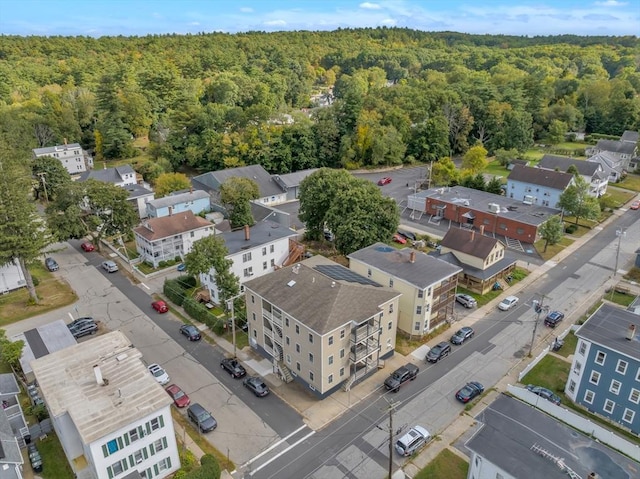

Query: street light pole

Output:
[226, 291, 245, 358]
[529, 294, 550, 357]
[614, 227, 627, 277]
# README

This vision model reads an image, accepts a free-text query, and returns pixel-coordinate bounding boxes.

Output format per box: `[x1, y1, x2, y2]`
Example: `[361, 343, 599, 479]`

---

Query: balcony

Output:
[352, 323, 381, 343]
[350, 340, 381, 362]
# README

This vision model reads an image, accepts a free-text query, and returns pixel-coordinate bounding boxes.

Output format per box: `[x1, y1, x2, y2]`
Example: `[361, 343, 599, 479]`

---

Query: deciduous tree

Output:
[462, 144, 488, 173]
[154, 172, 191, 198]
[32, 155, 72, 201]
[539, 216, 564, 252]
[219, 177, 260, 228]
[558, 175, 600, 225]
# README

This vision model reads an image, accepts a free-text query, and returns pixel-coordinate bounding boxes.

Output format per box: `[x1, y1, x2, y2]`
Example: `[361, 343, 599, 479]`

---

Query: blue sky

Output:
[0, 0, 638, 37]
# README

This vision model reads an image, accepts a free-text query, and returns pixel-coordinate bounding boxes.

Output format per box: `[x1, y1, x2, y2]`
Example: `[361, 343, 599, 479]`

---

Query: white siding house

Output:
[33, 142, 93, 175]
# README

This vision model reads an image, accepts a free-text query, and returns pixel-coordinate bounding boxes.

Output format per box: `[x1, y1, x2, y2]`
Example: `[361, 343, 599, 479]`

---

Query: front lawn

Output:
[37, 434, 75, 479]
[483, 160, 510, 178]
[533, 236, 574, 262]
[414, 448, 468, 479]
[615, 173, 640, 193]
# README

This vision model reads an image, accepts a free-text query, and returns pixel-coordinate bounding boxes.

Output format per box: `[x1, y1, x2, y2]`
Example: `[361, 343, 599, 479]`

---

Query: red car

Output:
[630, 200, 640, 210]
[165, 384, 190, 408]
[377, 177, 392, 186]
[81, 242, 95, 252]
[152, 300, 169, 313]
[393, 233, 407, 244]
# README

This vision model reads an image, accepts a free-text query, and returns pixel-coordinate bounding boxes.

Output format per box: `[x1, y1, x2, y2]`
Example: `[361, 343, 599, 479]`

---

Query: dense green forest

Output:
[0, 28, 638, 176]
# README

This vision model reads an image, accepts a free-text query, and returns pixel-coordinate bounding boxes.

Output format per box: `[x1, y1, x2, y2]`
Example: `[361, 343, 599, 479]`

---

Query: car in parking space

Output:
[426, 341, 452, 363]
[44, 257, 59, 272]
[220, 358, 247, 378]
[498, 295, 519, 311]
[392, 233, 407, 244]
[68, 317, 96, 329]
[455, 293, 477, 308]
[630, 200, 640, 210]
[377, 176, 392, 186]
[68, 320, 98, 339]
[243, 376, 270, 397]
[526, 384, 561, 405]
[544, 311, 565, 328]
[28, 443, 43, 473]
[455, 381, 485, 403]
[152, 300, 169, 313]
[148, 363, 170, 385]
[165, 384, 190, 408]
[101, 260, 119, 273]
[180, 324, 201, 341]
[450, 326, 475, 345]
[187, 403, 217, 432]
[394, 425, 430, 456]
[80, 242, 95, 252]
[177, 263, 187, 271]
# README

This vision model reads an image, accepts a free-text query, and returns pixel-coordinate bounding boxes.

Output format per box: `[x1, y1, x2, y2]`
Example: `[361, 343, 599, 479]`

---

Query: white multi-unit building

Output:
[30, 331, 180, 479]
[32, 142, 93, 175]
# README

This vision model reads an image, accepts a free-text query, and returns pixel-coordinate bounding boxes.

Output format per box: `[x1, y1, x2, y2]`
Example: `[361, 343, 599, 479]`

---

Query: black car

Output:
[220, 358, 246, 378]
[526, 384, 561, 405]
[426, 342, 451, 363]
[450, 327, 475, 345]
[398, 230, 417, 241]
[44, 257, 59, 272]
[544, 311, 565, 328]
[28, 443, 43, 472]
[243, 376, 270, 397]
[180, 324, 201, 341]
[455, 381, 484, 403]
[68, 321, 98, 338]
[187, 403, 217, 432]
[384, 364, 419, 392]
[68, 317, 95, 328]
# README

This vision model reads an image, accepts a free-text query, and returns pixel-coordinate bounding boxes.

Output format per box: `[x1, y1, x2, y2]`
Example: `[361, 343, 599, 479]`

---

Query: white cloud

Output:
[264, 19, 287, 26]
[593, 0, 627, 5]
[189, 22, 200, 26]
[240, 7, 254, 13]
[359, 2, 382, 9]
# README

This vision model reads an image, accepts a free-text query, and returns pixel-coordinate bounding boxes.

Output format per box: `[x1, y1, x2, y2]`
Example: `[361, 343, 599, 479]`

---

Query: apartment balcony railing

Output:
[350, 342, 381, 362]
[352, 325, 381, 343]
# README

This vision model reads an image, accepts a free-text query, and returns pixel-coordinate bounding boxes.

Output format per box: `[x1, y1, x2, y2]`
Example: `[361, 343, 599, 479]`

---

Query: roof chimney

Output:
[168, 206, 173, 216]
[471, 229, 475, 241]
[244, 224, 250, 241]
[94, 365, 106, 386]
[626, 324, 636, 341]
[479, 225, 484, 235]
[409, 250, 416, 263]
[63, 137, 67, 145]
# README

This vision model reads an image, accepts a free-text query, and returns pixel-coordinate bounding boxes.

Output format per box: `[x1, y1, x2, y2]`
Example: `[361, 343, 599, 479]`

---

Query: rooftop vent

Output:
[488, 203, 500, 213]
[287, 280, 296, 287]
[626, 324, 636, 341]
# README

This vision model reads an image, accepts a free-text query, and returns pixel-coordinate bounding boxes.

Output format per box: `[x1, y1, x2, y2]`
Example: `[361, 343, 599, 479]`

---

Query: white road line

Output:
[140, 282, 150, 290]
[68, 312, 74, 321]
[249, 431, 316, 476]
[243, 425, 308, 467]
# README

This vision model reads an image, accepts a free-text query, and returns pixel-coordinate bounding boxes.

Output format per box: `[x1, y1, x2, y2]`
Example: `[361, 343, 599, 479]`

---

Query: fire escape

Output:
[262, 305, 294, 383]
[343, 315, 382, 391]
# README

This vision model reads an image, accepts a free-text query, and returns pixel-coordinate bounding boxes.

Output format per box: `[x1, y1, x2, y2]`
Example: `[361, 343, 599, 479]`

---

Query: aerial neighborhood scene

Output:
[1, 1, 640, 479]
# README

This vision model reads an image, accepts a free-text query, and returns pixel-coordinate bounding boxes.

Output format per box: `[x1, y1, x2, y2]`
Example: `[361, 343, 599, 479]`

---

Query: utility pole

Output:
[614, 227, 627, 277]
[388, 403, 394, 479]
[226, 292, 245, 358]
[529, 293, 551, 357]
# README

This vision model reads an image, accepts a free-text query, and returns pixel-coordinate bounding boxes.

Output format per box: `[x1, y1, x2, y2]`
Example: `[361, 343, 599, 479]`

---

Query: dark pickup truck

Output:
[384, 364, 419, 392]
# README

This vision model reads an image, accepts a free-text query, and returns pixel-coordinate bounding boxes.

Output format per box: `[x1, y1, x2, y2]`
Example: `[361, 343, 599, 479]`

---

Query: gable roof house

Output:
[33, 141, 93, 175]
[133, 211, 214, 267]
[272, 168, 320, 201]
[199, 220, 299, 304]
[536, 154, 608, 197]
[348, 243, 461, 335]
[588, 150, 630, 183]
[0, 373, 29, 462]
[146, 189, 210, 219]
[122, 183, 155, 219]
[564, 303, 640, 435]
[192, 164, 287, 207]
[0, 404, 23, 479]
[30, 331, 180, 479]
[620, 130, 639, 144]
[244, 255, 401, 398]
[78, 164, 137, 187]
[433, 228, 517, 294]
[586, 135, 638, 180]
[506, 165, 573, 208]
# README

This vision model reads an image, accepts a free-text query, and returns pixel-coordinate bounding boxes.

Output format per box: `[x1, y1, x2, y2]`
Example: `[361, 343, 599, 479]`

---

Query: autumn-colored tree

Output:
[154, 172, 191, 198]
[462, 144, 488, 174]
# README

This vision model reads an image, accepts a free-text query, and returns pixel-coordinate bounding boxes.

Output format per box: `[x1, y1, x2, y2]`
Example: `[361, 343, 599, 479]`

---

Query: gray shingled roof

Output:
[192, 165, 284, 198]
[122, 183, 154, 199]
[0, 409, 23, 473]
[576, 303, 640, 361]
[595, 139, 636, 155]
[466, 394, 637, 479]
[33, 143, 82, 156]
[620, 130, 639, 144]
[439, 228, 502, 260]
[147, 189, 209, 209]
[273, 168, 319, 188]
[78, 165, 135, 184]
[430, 251, 516, 281]
[244, 256, 400, 334]
[508, 165, 573, 190]
[537, 155, 601, 176]
[222, 221, 296, 255]
[348, 243, 461, 288]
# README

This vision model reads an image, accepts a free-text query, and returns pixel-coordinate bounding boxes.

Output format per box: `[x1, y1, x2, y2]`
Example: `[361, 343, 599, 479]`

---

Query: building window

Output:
[574, 361, 582, 374]
[568, 380, 576, 393]
[262, 247, 267, 255]
[584, 390, 595, 404]
[296, 325, 300, 334]
[152, 438, 167, 453]
[579, 342, 586, 355]
[309, 333, 313, 343]
[270, 245, 274, 253]
[629, 388, 640, 404]
[110, 459, 127, 476]
[416, 306, 422, 315]
[328, 355, 334, 365]
[388, 321, 392, 330]
[286, 336, 290, 345]
[252, 312, 256, 321]
[603, 399, 615, 414]
[309, 353, 314, 363]
[589, 371, 600, 385]
[622, 408, 635, 424]
[263, 261, 268, 270]
[616, 360, 628, 375]
[158, 457, 171, 472]
[389, 279, 393, 288]
[105, 438, 120, 456]
[387, 338, 392, 349]
[328, 336, 334, 345]
[414, 321, 420, 330]
[636, 367, 640, 381]
[251, 295, 255, 304]
[133, 448, 145, 465]
[389, 304, 393, 313]
[309, 371, 314, 381]
[595, 351, 606, 365]
[295, 344, 300, 353]
[418, 290, 424, 298]
[285, 317, 289, 327]
[242, 252, 252, 262]
[129, 427, 140, 443]
[340, 367, 345, 377]
[296, 362, 301, 371]
[340, 329, 345, 339]
[340, 349, 345, 359]
[243, 267, 253, 277]
[328, 374, 333, 384]
[270, 258, 275, 267]
[367, 268, 372, 277]
[610, 380, 621, 395]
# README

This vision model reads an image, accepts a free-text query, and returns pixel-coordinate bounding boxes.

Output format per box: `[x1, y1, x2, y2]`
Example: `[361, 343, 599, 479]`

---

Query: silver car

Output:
[101, 260, 119, 273]
[395, 426, 431, 456]
[455, 293, 477, 308]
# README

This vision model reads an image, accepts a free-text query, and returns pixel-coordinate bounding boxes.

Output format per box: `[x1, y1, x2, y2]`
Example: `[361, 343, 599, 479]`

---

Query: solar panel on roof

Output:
[315, 265, 382, 287]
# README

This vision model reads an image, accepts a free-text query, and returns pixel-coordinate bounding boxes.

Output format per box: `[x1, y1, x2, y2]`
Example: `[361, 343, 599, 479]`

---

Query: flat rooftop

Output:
[30, 331, 172, 445]
[576, 303, 640, 361]
[466, 394, 638, 479]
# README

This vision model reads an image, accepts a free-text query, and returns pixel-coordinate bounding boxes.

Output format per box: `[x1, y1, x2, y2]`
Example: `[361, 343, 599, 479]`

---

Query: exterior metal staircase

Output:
[277, 361, 294, 383]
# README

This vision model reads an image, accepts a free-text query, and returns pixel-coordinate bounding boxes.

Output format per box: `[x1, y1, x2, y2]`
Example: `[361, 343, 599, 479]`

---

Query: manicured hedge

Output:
[164, 279, 187, 306]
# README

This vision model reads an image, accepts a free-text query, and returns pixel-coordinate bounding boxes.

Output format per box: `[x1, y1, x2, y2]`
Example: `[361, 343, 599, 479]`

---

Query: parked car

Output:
[498, 295, 519, 311]
[152, 300, 169, 313]
[384, 364, 419, 392]
[630, 200, 640, 210]
[426, 342, 452, 363]
[398, 230, 417, 241]
[394, 426, 430, 456]
[187, 403, 217, 432]
[68, 320, 98, 339]
[455, 293, 477, 308]
[243, 376, 270, 397]
[101, 260, 118, 273]
[377, 176, 392, 186]
[68, 317, 96, 330]
[165, 384, 190, 408]
[392, 233, 407, 244]
[148, 363, 170, 385]
[220, 358, 247, 378]
[80, 242, 95, 252]
[180, 324, 201, 341]
[44, 257, 59, 272]
[28, 443, 43, 473]
[526, 384, 561, 405]
[544, 311, 565, 328]
[177, 263, 187, 271]
[450, 326, 475, 345]
[455, 381, 485, 403]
